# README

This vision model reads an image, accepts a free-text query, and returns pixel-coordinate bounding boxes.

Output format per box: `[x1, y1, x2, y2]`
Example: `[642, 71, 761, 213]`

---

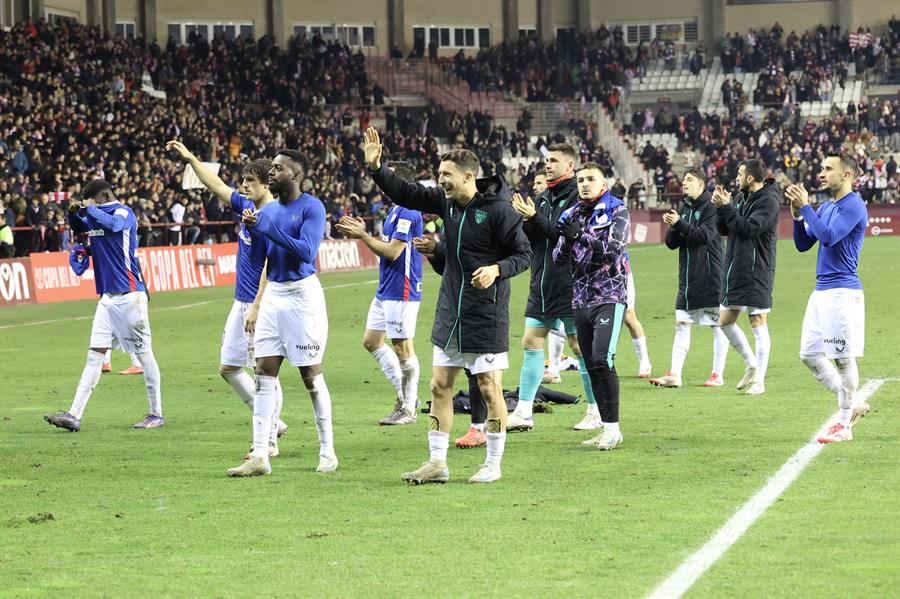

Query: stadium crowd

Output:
[2, 18, 899, 257]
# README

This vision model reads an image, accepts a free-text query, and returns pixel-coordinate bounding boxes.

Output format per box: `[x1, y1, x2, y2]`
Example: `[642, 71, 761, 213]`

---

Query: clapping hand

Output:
[785, 183, 809, 219]
[412, 236, 437, 257]
[556, 217, 581, 242]
[335, 215, 367, 239]
[662, 209, 680, 228]
[711, 185, 730, 207]
[511, 192, 536, 220]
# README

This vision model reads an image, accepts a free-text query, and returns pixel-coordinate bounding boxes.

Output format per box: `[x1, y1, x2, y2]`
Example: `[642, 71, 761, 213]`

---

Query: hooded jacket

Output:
[553, 191, 630, 309]
[370, 164, 532, 353]
[665, 190, 724, 311]
[522, 174, 579, 319]
[716, 180, 780, 308]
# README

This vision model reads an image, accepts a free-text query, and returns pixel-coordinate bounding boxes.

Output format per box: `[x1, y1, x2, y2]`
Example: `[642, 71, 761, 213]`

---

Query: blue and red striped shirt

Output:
[376, 205, 423, 302]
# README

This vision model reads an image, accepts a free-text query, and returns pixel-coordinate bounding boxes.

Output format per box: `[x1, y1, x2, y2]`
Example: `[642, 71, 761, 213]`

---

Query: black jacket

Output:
[522, 175, 579, 319]
[665, 190, 724, 311]
[716, 180, 780, 308]
[371, 164, 532, 353]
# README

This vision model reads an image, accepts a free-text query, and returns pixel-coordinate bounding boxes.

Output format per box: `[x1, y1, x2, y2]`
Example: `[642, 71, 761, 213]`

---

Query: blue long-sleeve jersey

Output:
[793, 191, 867, 291]
[230, 191, 268, 302]
[253, 193, 325, 282]
[67, 202, 146, 294]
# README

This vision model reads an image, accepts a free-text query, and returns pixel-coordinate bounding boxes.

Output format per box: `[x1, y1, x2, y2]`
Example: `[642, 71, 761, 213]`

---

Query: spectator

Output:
[0, 211, 14, 258]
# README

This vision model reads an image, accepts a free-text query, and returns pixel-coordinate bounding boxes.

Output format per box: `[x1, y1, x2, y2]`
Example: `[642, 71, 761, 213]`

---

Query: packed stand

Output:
[0, 19, 451, 256]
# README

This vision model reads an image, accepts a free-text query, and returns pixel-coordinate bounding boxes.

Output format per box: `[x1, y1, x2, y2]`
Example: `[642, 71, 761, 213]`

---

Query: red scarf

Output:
[546, 172, 575, 188]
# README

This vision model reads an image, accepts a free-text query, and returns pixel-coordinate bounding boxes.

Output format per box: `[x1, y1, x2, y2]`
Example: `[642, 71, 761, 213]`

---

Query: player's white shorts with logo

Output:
[255, 276, 328, 367]
[626, 272, 636, 310]
[720, 303, 771, 315]
[365, 297, 420, 339]
[800, 288, 865, 359]
[675, 307, 720, 326]
[221, 300, 254, 367]
[432, 343, 509, 374]
[90, 291, 152, 353]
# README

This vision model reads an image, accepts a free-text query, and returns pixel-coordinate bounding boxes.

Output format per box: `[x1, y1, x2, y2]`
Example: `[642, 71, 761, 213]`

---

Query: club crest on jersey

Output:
[475, 209, 488, 224]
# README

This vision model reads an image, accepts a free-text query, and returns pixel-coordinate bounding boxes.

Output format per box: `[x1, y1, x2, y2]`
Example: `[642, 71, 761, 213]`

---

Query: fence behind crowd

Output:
[2, 206, 897, 308]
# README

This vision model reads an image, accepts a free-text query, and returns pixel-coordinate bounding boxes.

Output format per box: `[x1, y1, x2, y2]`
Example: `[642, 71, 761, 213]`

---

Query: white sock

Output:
[835, 358, 859, 408]
[751, 324, 771, 383]
[223, 369, 255, 409]
[670, 323, 691, 376]
[472, 422, 486, 432]
[486, 432, 506, 465]
[428, 430, 449, 461]
[800, 354, 842, 394]
[370, 345, 403, 400]
[711, 325, 728, 375]
[605, 421, 621, 435]
[722, 323, 756, 367]
[103, 349, 112, 363]
[587, 402, 600, 416]
[129, 352, 141, 367]
[69, 349, 105, 419]
[135, 350, 162, 417]
[633, 336, 650, 366]
[399, 356, 420, 412]
[252, 375, 277, 459]
[548, 329, 565, 376]
[309, 374, 335, 458]
[269, 378, 283, 444]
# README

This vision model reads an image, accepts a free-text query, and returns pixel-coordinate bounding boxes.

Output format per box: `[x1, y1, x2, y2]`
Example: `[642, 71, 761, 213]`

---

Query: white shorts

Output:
[221, 300, 254, 367]
[800, 288, 865, 359]
[720, 304, 771, 315]
[365, 297, 420, 339]
[255, 276, 328, 367]
[626, 272, 636, 310]
[432, 344, 509, 375]
[90, 292, 152, 353]
[675, 307, 720, 326]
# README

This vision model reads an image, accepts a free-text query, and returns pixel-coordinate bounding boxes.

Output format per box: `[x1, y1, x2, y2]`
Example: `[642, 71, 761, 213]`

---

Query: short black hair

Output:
[829, 152, 859, 179]
[82, 179, 113, 200]
[682, 168, 707, 184]
[740, 159, 767, 183]
[242, 158, 272, 182]
[387, 160, 416, 183]
[547, 142, 577, 160]
[275, 149, 309, 179]
[439, 149, 480, 174]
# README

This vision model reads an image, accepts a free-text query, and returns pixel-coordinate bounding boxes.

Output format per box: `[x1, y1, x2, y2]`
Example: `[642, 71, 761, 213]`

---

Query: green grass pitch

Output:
[1, 238, 898, 598]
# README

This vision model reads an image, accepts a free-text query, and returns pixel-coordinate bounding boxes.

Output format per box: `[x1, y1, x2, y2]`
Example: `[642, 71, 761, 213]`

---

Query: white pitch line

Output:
[647, 378, 886, 599]
[0, 278, 378, 330]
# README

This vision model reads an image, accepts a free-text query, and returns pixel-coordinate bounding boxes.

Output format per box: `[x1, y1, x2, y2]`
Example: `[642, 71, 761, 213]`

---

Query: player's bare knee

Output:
[219, 364, 240, 378]
[391, 339, 412, 360]
[362, 337, 381, 353]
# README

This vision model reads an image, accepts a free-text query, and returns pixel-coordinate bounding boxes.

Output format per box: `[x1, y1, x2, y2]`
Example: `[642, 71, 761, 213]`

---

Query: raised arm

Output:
[363, 127, 447, 215]
[166, 140, 233, 203]
[85, 205, 129, 233]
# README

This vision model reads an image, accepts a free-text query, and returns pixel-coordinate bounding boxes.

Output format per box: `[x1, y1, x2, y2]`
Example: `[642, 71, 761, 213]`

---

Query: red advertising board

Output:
[0, 258, 35, 306]
[3, 239, 380, 306]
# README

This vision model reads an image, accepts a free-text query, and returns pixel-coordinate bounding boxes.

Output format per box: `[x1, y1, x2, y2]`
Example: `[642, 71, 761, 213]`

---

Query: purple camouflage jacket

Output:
[552, 190, 630, 309]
